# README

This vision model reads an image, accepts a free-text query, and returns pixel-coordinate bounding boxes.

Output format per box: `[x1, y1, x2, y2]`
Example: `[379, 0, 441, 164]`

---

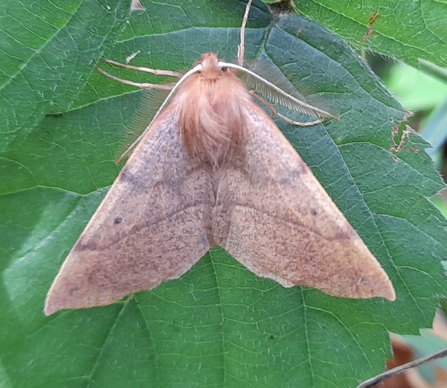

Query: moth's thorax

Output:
[176, 53, 251, 167]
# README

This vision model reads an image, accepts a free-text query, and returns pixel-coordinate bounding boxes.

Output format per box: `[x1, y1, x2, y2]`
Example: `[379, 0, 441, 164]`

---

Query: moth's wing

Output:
[213, 103, 395, 301]
[45, 106, 213, 315]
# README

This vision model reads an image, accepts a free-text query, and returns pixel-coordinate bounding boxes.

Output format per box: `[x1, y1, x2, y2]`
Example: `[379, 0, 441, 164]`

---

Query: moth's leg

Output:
[238, 0, 253, 66]
[249, 91, 325, 127]
[103, 59, 183, 78]
[96, 67, 174, 91]
[276, 112, 324, 127]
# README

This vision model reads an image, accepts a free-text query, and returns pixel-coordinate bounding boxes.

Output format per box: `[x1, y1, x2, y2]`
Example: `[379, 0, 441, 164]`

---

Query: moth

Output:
[44, 0, 395, 316]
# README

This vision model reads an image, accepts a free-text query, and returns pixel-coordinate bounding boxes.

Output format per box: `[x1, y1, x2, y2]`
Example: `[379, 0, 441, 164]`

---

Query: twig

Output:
[238, 0, 253, 66]
[357, 347, 447, 388]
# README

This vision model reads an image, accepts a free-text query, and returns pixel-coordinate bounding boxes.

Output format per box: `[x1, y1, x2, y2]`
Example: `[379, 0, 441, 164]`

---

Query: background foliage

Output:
[1, 0, 447, 387]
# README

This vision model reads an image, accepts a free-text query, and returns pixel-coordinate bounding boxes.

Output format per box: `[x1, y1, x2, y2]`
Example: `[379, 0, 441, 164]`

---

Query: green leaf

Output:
[2, 1, 447, 387]
[296, 0, 447, 68]
[0, 0, 130, 153]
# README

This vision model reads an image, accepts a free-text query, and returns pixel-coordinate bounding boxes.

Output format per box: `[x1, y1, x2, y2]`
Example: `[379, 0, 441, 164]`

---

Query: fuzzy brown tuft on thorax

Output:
[175, 53, 251, 167]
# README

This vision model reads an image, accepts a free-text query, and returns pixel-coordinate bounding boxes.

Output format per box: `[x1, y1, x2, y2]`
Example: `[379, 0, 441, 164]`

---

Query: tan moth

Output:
[45, 0, 395, 315]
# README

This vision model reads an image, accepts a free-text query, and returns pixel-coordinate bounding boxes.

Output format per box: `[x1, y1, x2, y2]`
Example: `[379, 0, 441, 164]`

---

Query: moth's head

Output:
[197, 52, 228, 81]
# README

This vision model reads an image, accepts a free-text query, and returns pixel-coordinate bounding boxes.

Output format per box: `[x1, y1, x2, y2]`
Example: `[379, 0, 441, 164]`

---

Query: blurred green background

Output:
[371, 55, 447, 386]
[371, 56, 447, 182]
